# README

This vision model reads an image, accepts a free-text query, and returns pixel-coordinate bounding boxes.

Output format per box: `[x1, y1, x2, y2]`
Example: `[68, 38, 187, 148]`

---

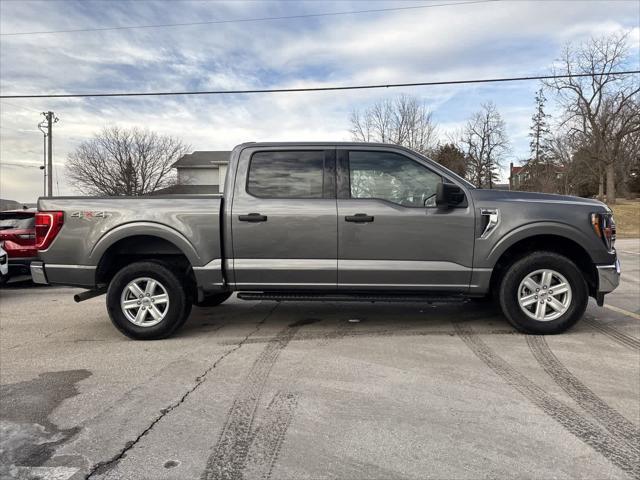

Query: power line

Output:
[0, 0, 498, 36]
[1, 71, 638, 99]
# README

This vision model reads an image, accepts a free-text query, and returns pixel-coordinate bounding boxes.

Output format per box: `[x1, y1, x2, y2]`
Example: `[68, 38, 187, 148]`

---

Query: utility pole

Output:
[46, 111, 53, 197]
[38, 111, 59, 197]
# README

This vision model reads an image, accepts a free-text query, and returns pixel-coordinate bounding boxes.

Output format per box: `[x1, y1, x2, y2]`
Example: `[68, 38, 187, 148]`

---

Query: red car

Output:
[0, 209, 37, 283]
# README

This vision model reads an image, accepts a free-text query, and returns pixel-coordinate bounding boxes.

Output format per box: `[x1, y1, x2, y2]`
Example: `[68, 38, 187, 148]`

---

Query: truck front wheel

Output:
[498, 252, 588, 334]
[106, 261, 190, 340]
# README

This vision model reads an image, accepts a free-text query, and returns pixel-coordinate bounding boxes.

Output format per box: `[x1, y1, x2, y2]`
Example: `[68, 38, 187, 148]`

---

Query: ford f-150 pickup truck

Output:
[31, 142, 620, 339]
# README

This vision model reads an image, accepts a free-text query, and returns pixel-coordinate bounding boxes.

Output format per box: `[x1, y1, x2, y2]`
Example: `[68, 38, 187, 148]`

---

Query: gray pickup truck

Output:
[31, 142, 620, 339]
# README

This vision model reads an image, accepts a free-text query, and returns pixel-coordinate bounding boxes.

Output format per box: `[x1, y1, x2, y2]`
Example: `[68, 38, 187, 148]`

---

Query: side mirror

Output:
[436, 182, 466, 208]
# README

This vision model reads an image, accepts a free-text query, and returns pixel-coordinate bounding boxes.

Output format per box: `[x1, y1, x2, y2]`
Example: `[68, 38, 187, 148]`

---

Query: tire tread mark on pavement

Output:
[201, 322, 303, 480]
[219, 328, 519, 346]
[84, 304, 279, 479]
[243, 391, 299, 480]
[527, 335, 640, 449]
[584, 317, 640, 351]
[454, 323, 640, 479]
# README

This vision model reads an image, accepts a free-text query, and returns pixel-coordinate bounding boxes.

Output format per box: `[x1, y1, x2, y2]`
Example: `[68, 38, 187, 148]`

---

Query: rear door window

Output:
[247, 151, 325, 198]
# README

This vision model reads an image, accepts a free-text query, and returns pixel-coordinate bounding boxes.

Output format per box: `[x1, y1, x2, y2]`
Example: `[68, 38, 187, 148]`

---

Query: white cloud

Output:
[1, 0, 638, 201]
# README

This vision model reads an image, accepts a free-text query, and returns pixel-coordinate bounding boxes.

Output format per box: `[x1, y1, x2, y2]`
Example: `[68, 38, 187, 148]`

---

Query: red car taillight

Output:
[590, 212, 616, 251]
[35, 211, 64, 250]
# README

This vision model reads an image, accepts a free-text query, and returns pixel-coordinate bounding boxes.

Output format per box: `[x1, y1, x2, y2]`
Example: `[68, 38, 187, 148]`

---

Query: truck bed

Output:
[37, 195, 223, 288]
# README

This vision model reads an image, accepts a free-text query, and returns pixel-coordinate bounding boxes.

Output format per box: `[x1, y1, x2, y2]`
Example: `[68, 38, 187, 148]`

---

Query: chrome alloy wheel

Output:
[517, 269, 572, 322]
[120, 277, 170, 327]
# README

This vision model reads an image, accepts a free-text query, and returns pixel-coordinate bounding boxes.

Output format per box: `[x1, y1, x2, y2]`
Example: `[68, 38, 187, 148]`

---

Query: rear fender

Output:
[89, 222, 201, 266]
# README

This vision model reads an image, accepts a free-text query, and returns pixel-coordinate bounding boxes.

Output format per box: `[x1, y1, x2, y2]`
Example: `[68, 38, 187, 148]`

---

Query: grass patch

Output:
[609, 200, 640, 238]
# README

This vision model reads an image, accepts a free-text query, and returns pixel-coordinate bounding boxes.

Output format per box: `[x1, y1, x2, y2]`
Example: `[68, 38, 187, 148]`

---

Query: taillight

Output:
[590, 212, 616, 251]
[35, 211, 64, 250]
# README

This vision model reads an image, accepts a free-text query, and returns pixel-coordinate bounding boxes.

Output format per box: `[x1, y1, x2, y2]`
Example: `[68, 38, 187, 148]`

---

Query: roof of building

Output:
[171, 151, 231, 169]
[511, 163, 567, 177]
[148, 184, 220, 195]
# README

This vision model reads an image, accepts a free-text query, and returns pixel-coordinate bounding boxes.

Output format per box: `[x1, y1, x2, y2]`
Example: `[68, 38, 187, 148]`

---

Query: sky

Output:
[0, 0, 638, 203]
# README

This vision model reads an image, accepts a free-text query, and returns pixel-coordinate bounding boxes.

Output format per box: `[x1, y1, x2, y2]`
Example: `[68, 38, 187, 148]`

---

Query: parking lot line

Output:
[604, 304, 640, 320]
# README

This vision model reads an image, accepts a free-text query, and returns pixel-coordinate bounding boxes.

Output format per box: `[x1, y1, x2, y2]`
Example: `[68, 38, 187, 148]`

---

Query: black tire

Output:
[106, 261, 190, 340]
[497, 251, 588, 334]
[195, 292, 232, 308]
[0, 274, 9, 286]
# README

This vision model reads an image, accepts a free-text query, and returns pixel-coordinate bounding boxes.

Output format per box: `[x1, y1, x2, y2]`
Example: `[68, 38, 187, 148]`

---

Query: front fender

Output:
[89, 222, 202, 266]
[481, 221, 599, 268]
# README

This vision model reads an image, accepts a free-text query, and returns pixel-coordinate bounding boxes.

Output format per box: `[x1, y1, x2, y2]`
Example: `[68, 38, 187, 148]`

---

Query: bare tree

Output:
[66, 126, 190, 196]
[350, 94, 438, 154]
[546, 135, 568, 194]
[544, 32, 640, 203]
[458, 102, 509, 188]
[616, 122, 640, 197]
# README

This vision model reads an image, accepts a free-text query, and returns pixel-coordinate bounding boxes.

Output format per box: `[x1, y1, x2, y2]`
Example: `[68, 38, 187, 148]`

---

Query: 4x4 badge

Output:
[70, 211, 108, 220]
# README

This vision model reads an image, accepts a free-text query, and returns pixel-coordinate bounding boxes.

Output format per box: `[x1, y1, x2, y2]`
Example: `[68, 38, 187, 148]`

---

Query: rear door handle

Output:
[345, 213, 374, 223]
[239, 213, 268, 222]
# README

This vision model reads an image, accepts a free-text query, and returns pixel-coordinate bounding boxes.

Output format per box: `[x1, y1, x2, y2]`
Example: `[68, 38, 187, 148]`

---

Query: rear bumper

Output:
[31, 261, 48, 284]
[30, 261, 96, 287]
[8, 257, 35, 275]
[596, 258, 621, 294]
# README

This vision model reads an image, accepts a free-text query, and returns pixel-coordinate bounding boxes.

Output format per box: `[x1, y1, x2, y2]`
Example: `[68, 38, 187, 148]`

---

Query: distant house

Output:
[151, 151, 231, 195]
[509, 163, 527, 190]
[509, 162, 567, 192]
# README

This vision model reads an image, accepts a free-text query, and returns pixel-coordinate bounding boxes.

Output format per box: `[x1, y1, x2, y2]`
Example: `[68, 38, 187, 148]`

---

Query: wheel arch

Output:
[90, 222, 200, 265]
[488, 233, 598, 297]
[92, 224, 199, 293]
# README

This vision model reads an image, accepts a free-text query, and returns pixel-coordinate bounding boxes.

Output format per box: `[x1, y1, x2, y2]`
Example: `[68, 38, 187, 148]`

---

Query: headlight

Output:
[590, 212, 616, 251]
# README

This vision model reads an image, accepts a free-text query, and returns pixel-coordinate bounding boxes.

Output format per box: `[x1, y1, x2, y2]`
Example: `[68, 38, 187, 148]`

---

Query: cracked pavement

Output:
[0, 239, 638, 479]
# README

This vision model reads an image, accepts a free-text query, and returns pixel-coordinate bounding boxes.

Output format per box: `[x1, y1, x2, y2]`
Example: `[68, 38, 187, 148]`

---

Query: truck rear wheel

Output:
[497, 252, 588, 334]
[106, 261, 190, 340]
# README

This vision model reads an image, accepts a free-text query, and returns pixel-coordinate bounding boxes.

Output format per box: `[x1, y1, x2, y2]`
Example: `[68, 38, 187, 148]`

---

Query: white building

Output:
[153, 151, 230, 194]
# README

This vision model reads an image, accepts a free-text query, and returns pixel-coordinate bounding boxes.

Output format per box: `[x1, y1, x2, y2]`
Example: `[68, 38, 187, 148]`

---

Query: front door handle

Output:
[239, 213, 268, 222]
[345, 213, 374, 223]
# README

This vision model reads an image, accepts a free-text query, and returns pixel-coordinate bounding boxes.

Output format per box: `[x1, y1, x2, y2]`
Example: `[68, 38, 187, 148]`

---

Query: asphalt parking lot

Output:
[1, 239, 638, 480]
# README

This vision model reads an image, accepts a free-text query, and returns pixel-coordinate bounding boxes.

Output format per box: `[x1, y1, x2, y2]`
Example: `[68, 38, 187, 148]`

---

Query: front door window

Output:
[348, 151, 441, 207]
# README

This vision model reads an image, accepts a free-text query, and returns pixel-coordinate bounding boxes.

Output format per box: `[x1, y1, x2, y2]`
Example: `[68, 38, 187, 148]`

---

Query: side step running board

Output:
[237, 292, 467, 303]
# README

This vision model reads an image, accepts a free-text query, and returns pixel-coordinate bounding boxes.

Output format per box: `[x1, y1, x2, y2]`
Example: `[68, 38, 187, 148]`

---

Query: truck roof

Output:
[241, 141, 411, 148]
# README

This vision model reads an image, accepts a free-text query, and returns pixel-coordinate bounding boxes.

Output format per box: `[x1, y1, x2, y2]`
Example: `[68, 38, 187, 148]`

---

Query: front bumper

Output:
[596, 258, 621, 294]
